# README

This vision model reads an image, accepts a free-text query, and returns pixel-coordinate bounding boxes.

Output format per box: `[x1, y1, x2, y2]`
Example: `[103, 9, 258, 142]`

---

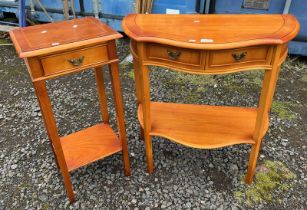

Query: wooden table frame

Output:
[10, 18, 131, 203]
[123, 14, 299, 184]
[32, 40, 130, 202]
[131, 42, 284, 184]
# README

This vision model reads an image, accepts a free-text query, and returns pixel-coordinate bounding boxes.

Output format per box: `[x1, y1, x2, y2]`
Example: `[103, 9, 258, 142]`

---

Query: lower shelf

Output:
[138, 102, 269, 149]
[60, 123, 122, 172]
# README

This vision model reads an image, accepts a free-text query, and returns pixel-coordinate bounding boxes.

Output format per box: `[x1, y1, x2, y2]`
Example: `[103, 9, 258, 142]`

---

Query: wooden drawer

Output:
[207, 46, 273, 71]
[146, 43, 202, 67]
[41, 44, 109, 76]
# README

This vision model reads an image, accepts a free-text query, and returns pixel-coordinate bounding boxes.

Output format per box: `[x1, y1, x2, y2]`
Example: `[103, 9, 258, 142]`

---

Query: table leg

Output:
[138, 64, 154, 174]
[33, 80, 75, 203]
[246, 46, 282, 184]
[133, 57, 142, 105]
[95, 67, 109, 124]
[246, 68, 279, 184]
[133, 57, 144, 140]
[108, 62, 131, 176]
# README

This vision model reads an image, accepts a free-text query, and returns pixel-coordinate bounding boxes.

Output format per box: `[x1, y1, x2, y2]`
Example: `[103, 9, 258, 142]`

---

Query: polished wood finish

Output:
[123, 14, 299, 184]
[10, 18, 130, 203]
[9, 17, 122, 58]
[130, 41, 286, 74]
[123, 14, 299, 50]
[107, 40, 131, 176]
[207, 46, 272, 69]
[138, 102, 269, 149]
[41, 44, 109, 76]
[139, 63, 153, 173]
[95, 67, 109, 123]
[147, 43, 202, 66]
[33, 80, 74, 202]
[246, 45, 283, 184]
[60, 123, 122, 171]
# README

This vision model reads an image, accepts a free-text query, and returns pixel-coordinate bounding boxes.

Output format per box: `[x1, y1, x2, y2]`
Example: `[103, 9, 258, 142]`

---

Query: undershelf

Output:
[138, 102, 269, 149]
[60, 123, 122, 171]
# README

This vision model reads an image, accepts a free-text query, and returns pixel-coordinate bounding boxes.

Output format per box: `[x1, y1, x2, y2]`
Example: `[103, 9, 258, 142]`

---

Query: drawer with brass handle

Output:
[40, 44, 109, 76]
[68, 56, 85, 67]
[146, 43, 202, 68]
[232, 52, 247, 62]
[167, 49, 181, 60]
[207, 46, 273, 71]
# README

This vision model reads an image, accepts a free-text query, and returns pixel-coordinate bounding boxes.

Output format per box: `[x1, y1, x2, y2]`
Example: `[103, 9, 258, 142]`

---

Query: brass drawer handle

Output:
[232, 52, 247, 62]
[167, 49, 181, 60]
[67, 56, 84, 66]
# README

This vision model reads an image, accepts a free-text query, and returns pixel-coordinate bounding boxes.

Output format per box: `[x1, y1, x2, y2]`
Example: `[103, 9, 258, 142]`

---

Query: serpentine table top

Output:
[123, 14, 299, 49]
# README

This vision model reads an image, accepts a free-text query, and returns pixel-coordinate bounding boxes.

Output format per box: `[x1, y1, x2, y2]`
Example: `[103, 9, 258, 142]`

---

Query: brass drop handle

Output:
[67, 56, 84, 66]
[167, 49, 181, 60]
[232, 52, 247, 62]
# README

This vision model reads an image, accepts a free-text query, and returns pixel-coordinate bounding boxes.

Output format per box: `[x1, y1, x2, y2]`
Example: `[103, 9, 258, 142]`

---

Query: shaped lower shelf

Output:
[60, 123, 122, 172]
[138, 102, 269, 149]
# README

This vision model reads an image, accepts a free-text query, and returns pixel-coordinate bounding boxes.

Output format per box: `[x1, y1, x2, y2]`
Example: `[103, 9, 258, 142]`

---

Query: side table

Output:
[10, 17, 130, 202]
[123, 14, 299, 184]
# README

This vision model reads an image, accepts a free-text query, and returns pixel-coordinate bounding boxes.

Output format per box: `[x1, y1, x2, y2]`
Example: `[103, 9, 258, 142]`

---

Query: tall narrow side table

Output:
[123, 14, 299, 184]
[10, 17, 130, 203]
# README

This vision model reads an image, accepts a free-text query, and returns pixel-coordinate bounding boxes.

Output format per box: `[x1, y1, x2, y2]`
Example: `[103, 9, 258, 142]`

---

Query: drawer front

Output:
[41, 45, 109, 76]
[207, 46, 273, 70]
[146, 43, 202, 67]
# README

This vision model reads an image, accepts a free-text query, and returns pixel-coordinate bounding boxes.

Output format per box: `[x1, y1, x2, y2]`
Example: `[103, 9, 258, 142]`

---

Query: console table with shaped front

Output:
[123, 14, 299, 183]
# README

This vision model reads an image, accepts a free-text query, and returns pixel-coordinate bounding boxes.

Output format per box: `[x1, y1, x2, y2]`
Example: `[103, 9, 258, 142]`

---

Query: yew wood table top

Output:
[123, 14, 299, 49]
[10, 17, 122, 58]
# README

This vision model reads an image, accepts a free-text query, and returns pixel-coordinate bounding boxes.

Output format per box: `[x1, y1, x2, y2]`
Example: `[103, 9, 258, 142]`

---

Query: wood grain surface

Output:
[41, 44, 109, 76]
[10, 17, 122, 58]
[10, 17, 129, 202]
[138, 102, 269, 149]
[123, 14, 300, 50]
[126, 14, 300, 182]
[60, 123, 122, 172]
